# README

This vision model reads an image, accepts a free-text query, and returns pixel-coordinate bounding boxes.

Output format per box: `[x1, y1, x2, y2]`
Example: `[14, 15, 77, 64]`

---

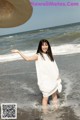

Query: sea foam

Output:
[0, 43, 80, 63]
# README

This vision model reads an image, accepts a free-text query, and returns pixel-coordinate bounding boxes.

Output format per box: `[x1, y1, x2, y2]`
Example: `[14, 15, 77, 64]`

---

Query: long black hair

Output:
[36, 39, 54, 61]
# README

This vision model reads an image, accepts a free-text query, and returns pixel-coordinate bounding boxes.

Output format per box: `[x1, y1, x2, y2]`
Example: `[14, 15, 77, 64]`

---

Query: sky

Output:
[0, 0, 80, 36]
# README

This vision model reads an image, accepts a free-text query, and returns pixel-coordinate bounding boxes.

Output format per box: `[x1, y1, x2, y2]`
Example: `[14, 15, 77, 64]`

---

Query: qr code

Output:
[1, 103, 17, 119]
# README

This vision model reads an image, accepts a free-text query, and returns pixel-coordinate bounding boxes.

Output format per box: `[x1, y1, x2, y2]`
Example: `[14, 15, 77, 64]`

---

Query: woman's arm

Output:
[11, 49, 38, 61]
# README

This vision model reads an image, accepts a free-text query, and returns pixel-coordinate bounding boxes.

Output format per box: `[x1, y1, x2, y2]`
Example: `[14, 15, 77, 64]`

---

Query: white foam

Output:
[0, 50, 35, 63]
[20, 84, 35, 94]
[52, 43, 80, 55]
[6, 36, 13, 38]
[0, 42, 80, 63]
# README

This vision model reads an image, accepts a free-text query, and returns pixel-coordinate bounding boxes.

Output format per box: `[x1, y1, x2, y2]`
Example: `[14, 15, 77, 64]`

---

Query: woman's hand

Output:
[11, 49, 19, 53]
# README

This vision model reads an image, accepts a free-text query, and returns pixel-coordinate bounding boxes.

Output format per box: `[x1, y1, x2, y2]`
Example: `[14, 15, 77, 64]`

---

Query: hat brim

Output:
[0, 0, 33, 28]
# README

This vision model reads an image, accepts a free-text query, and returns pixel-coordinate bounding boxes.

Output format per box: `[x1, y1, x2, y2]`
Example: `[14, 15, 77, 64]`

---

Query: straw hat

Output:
[0, 0, 33, 28]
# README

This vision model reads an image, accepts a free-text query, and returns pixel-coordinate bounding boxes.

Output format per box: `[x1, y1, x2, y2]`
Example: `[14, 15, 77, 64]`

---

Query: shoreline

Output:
[0, 53, 80, 119]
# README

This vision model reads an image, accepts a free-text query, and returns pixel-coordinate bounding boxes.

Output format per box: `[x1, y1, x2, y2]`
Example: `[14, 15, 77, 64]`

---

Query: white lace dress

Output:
[35, 53, 62, 97]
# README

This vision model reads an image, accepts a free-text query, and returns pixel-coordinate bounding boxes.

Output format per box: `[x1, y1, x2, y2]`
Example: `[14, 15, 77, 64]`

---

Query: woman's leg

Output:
[42, 97, 48, 113]
[42, 97, 48, 106]
[52, 92, 58, 109]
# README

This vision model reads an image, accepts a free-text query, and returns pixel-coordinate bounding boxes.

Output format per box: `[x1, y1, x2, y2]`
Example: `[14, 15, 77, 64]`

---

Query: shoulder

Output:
[33, 54, 38, 60]
[34, 54, 38, 57]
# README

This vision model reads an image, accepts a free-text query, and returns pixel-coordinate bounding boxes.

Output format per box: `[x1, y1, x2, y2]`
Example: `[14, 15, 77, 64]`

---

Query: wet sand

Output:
[0, 107, 79, 120]
[0, 53, 80, 120]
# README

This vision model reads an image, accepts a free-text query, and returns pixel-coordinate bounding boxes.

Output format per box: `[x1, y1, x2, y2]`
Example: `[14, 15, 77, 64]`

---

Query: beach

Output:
[0, 53, 80, 120]
[0, 23, 80, 119]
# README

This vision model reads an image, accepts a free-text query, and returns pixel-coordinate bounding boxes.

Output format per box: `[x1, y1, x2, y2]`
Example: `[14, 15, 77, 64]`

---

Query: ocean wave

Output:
[0, 43, 80, 63]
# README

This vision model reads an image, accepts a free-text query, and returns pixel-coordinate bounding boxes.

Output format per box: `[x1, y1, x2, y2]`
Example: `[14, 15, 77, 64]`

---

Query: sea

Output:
[0, 23, 80, 62]
[0, 23, 80, 120]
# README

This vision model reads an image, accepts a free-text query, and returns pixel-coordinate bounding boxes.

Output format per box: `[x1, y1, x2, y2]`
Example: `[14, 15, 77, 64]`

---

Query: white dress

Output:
[35, 53, 62, 97]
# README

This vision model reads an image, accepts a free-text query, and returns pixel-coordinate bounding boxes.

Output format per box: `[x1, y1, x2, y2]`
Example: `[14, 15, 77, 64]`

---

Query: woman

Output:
[11, 39, 62, 111]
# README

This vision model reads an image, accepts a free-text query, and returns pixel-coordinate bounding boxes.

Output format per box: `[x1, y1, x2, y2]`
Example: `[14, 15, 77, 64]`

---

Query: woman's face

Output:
[41, 42, 48, 53]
